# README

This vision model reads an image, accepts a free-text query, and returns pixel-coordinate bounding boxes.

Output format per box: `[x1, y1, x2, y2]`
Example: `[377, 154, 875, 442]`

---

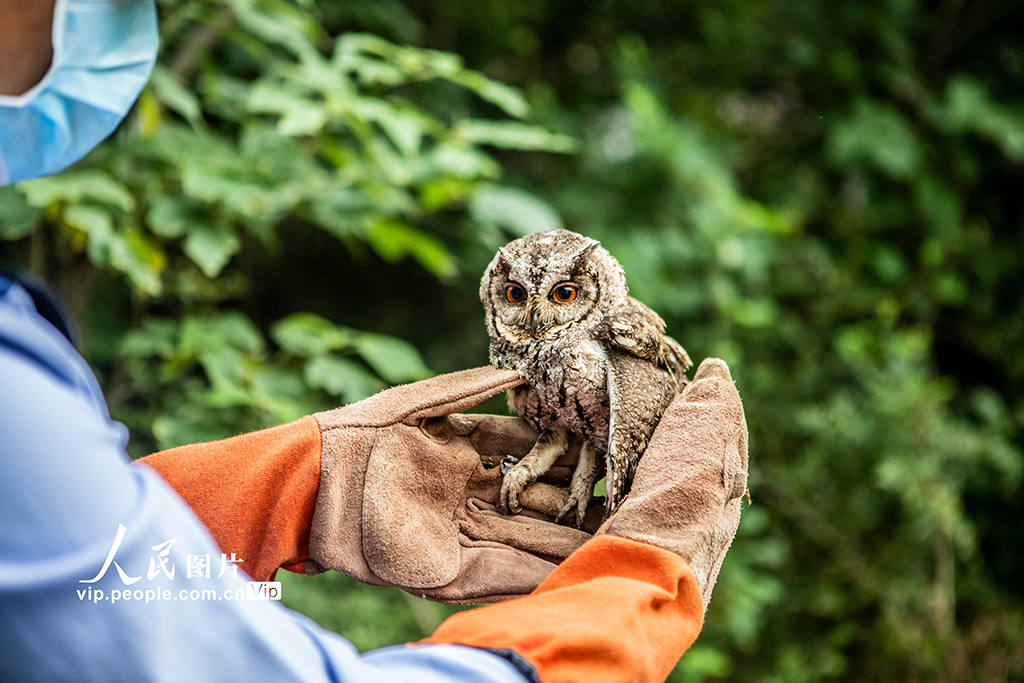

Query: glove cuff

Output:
[423, 535, 705, 682]
[137, 416, 323, 582]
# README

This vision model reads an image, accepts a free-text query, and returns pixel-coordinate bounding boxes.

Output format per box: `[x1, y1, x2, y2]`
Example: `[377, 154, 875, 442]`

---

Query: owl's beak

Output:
[526, 306, 538, 330]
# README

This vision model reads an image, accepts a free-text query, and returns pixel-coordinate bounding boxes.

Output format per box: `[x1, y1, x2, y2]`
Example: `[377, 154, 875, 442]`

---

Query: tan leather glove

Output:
[307, 366, 597, 603]
[140, 367, 597, 604]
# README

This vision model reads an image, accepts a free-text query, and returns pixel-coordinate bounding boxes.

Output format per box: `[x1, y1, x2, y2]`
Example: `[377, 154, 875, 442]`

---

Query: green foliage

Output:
[2, 0, 1024, 681]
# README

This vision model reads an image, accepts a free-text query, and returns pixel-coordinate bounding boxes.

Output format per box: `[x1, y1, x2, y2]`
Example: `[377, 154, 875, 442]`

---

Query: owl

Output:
[480, 229, 691, 527]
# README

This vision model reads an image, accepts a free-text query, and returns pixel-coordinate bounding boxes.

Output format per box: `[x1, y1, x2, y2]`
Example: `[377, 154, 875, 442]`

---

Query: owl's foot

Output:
[499, 427, 569, 516]
[499, 461, 536, 515]
[553, 490, 589, 529]
[554, 442, 601, 529]
[499, 455, 519, 475]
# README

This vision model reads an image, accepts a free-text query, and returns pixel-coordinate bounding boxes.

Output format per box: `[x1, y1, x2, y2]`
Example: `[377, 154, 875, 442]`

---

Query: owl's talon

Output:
[553, 501, 572, 525]
[499, 460, 535, 516]
[499, 455, 519, 476]
[573, 497, 588, 529]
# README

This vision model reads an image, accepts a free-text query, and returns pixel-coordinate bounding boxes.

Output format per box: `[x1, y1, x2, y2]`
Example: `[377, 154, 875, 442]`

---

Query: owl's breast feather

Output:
[511, 339, 611, 452]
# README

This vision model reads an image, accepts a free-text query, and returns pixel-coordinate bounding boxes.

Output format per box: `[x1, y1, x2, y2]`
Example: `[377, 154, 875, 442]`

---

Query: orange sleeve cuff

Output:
[135, 416, 322, 582]
[422, 535, 704, 683]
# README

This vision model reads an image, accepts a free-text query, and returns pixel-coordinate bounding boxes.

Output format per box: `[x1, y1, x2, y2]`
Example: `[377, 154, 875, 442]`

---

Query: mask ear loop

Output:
[0, 265, 80, 349]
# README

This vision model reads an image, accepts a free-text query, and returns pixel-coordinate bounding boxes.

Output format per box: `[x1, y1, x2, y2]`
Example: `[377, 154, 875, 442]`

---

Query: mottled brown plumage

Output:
[480, 229, 690, 526]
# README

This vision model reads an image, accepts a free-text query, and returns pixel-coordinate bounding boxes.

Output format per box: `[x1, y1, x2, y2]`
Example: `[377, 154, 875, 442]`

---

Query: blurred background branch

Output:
[168, 6, 235, 81]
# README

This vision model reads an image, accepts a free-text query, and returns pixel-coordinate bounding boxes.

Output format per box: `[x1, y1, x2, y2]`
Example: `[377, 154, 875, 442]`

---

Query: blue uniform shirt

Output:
[0, 276, 528, 683]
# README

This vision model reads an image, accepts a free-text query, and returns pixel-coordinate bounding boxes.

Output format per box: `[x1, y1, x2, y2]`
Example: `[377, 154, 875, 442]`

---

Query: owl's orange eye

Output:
[505, 284, 526, 303]
[551, 284, 577, 303]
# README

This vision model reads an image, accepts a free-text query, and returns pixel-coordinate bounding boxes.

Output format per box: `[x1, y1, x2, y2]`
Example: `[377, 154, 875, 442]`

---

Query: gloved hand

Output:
[424, 358, 749, 683]
[308, 366, 600, 602]
[139, 366, 598, 603]
[596, 357, 747, 611]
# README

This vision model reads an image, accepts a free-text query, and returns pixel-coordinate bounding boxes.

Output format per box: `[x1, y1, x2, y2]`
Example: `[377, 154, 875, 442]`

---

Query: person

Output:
[0, 2, 750, 681]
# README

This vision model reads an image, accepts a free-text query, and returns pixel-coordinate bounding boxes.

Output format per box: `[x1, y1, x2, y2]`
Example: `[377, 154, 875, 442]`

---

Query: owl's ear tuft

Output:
[493, 248, 513, 276]
[578, 241, 601, 259]
[480, 248, 513, 303]
[568, 241, 601, 275]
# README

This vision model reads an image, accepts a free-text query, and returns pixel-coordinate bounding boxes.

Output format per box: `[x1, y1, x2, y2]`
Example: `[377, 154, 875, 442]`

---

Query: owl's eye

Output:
[551, 284, 577, 303]
[505, 284, 526, 303]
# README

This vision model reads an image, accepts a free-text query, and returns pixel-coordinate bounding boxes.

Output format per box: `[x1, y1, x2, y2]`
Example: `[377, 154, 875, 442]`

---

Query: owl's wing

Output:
[603, 347, 678, 515]
[602, 298, 691, 385]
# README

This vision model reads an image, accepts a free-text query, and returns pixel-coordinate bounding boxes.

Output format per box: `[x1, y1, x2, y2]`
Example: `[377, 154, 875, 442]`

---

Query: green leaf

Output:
[334, 33, 531, 119]
[228, 0, 320, 60]
[340, 52, 406, 87]
[871, 245, 907, 284]
[455, 120, 578, 153]
[0, 186, 40, 239]
[183, 225, 241, 277]
[366, 219, 458, 280]
[354, 332, 431, 384]
[64, 205, 115, 264]
[939, 75, 1024, 162]
[347, 97, 429, 157]
[469, 184, 563, 235]
[451, 71, 530, 119]
[272, 313, 353, 357]
[150, 65, 205, 130]
[375, 108, 426, 158]
[180, 166, 273, 218]
[120, 319, 178, 358]
[430, 143, 500, 180]
[304, 355, 384, 402]
[732, 199, 796, 235]
[18, 170, 135, 212]
[420, 176, 473, 212]
[336, 33, 405, 61]
[672, 645, 732, 681]
[148, 198, 201, 239]
[251, 366, 310, 423]
[728, 297, 779, 328]
[108, 229, 166, 296]
[179, 313, 264, 356]
[199, 346, 252, 407]
[248, 84, 327, 136]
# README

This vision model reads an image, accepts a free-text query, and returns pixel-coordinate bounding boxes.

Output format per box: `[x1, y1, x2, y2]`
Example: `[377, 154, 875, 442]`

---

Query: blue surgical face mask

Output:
[0, 0, 158, 186]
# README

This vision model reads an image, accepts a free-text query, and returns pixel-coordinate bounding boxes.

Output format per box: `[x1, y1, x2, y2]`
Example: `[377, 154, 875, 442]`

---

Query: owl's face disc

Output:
[480, 229, 626, 345]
